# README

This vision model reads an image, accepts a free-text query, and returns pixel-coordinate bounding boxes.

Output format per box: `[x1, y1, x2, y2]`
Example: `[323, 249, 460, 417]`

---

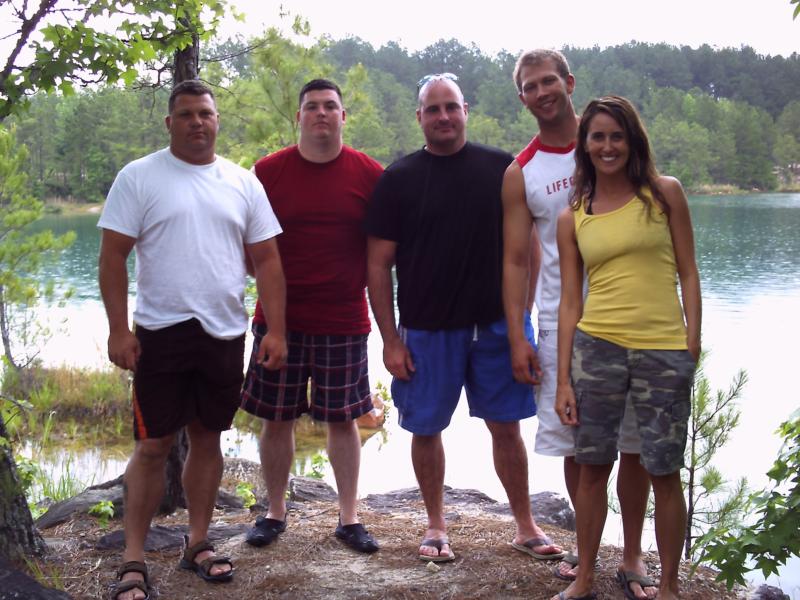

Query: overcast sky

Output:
[225, 0, 798, 58]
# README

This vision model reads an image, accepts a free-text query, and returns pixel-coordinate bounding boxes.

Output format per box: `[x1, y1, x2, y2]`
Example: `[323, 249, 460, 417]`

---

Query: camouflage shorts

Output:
[571, 329, 696, 476]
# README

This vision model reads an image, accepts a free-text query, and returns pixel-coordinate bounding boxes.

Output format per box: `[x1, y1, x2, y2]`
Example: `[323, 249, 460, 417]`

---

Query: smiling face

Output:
[166, 92, 219, 165]
[416, 79, 468, 156]
[517, 58, 575, 128]
[297, 88, 346, 144]
[584, 111, 630, 179]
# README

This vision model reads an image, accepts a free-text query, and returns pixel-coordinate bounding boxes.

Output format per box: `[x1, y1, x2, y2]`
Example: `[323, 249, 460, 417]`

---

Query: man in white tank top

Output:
[502, 50, 657, 600]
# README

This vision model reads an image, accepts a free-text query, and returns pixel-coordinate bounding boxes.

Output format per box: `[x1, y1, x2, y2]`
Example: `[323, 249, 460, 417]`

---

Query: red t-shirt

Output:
[252, 145, 383, 335]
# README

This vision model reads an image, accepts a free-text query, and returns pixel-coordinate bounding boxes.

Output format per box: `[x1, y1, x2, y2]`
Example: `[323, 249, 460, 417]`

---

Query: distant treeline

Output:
[10, 34, 800, 202]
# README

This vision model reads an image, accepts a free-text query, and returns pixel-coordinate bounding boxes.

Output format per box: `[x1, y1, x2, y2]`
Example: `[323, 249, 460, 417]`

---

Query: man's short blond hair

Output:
[512, 49, 571, 92]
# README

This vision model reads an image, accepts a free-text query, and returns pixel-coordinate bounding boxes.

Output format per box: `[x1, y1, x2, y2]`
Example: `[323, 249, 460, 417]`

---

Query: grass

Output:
[2, 364, 131, 441]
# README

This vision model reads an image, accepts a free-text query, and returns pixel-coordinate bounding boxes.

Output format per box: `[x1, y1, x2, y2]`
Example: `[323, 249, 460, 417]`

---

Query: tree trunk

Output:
[158, 23, 200, 515]
[159, 429, 188, 514]
[0, 411, 45, 560]
[173, 19, 199, 83]
[0, 285, 18, 369]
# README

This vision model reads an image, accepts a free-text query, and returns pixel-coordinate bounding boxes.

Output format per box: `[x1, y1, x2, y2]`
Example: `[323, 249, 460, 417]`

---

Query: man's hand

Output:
[257, 331, 288, 370]
[383, 337, 415, 381]
[510, 338, 542, 385]
[555, 383, 578, 426]
[108, 329, 140, 371]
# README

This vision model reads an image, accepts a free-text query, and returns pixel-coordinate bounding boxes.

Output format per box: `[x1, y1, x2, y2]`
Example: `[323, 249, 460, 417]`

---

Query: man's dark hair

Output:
[168, 80, 216, 113]
[298, 79, 342, 107]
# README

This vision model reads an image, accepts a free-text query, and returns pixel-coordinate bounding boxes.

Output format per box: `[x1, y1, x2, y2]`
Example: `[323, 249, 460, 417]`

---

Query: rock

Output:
[363, 486, 498, 513]
[216, 488, 244, 509]
[0, 557, 72, 599]
[751, 584, 790, 600]
[37, 475, 243, 530]
[363, 487, 574, 531]
[96, 523, 249, 551]
[289, 475, 338, 502]
[487, 491, 575, 531]
[35, 487, 123, 530]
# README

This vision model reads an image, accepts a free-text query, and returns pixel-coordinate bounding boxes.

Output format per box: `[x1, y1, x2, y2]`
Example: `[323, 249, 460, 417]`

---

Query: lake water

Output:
[23, 194, 800, 596]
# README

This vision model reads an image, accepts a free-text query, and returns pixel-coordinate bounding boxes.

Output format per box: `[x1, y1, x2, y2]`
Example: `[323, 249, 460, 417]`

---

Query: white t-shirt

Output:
[517, 136, 576, 330]
[98, 147, 282, 339]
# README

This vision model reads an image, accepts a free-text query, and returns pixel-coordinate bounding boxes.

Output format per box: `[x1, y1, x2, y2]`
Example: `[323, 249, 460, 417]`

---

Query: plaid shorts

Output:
[240, 324, 373, 423]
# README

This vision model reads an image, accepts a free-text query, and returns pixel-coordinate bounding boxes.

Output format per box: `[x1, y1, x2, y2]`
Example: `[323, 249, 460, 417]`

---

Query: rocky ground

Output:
[19, 458, 753, 600]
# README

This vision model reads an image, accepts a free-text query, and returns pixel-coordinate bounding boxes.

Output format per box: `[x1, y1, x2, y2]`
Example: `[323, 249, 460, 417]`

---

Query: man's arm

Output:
[247, 238, 288, 370]
[527, 224, 542, 312]
[501, 161, 541, 384]
[98, 229, 139, 371]
[367, 236, 414, 380]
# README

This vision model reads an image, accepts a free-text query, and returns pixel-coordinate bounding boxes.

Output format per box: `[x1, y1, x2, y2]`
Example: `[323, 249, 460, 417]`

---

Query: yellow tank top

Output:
[575, 194, 687, 349]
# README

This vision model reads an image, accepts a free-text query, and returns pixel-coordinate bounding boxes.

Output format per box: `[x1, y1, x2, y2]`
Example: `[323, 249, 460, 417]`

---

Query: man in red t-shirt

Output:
[241, 79, 384, 553]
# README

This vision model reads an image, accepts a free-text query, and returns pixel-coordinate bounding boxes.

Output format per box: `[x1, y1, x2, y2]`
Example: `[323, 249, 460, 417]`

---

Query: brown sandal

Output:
[178, 536, 234, 583]
[110, 561, 150, 600]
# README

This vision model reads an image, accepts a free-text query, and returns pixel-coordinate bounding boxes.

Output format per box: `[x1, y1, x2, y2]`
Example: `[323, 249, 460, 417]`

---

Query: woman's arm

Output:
[555, 207, 585, 426]
[658, 175, 702, 360]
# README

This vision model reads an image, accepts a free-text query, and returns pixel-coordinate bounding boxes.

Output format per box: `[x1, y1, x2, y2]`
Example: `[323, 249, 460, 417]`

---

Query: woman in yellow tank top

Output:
[550, 96, 701, 600]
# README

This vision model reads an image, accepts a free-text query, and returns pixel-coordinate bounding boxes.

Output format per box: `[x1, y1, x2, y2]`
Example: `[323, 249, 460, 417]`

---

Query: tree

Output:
[649, 114, 713, 189]
[0, 125, 74, 561]
[683, 354, 748, 559]
[774, 100, 800, 183]
[698, 410, 800, 588]
[1, 0, 228, 119]
[0, 126, 75, 370]
[467, 112, 505, 149]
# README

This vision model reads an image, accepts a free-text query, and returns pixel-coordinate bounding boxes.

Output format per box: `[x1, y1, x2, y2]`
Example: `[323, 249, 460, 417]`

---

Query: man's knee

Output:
[186, 421, 223, 453]
[327, 420, 357, 436]
[133, 435, 174, 464]
[485, 419, 521, 442]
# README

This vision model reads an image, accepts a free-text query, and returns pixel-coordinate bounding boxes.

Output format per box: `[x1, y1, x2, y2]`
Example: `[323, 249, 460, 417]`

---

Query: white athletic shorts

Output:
[534, 329, 642, 456]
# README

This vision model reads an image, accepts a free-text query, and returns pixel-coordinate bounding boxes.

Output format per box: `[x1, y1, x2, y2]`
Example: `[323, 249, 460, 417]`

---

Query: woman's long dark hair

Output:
[570, 95, 669, 219]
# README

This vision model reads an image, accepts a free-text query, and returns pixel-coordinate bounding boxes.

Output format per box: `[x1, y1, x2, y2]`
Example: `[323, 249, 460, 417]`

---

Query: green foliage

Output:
[0, 126, 75, 369]
[235, 482, 257, 509]
[5, 33, 800, 193]
[88, 500, 115, 528]
[304, 451, 329, 480]
[683, 353, 748, 560]
[792, 0, 800, 20]
[374, 381, 394, 419]
[0, 0, 231, 120]
[698, 410, 800, 588]
[1, 365, 131, 440]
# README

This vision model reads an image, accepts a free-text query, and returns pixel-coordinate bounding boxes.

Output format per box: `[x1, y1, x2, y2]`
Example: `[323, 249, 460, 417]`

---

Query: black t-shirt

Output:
[366, 142, 513, 330]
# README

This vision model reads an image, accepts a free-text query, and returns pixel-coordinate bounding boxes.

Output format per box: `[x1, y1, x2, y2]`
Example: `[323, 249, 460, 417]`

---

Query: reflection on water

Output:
[23, 195, 800, 595]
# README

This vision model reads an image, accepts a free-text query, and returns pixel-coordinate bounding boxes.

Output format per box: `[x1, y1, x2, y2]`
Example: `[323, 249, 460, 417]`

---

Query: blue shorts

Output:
[391, 316, 536, 435]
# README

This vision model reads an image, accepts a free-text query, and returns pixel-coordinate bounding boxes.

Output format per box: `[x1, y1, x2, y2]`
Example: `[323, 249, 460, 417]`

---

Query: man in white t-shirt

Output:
[98, 80, 287, 600]
[502, 50, 657, 600]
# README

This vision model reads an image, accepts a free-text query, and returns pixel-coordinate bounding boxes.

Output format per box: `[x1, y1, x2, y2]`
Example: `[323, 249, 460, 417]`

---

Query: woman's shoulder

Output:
[653, 175, 684, 196]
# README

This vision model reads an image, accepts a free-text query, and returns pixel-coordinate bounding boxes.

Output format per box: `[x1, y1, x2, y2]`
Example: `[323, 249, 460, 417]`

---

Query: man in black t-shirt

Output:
[366, 74, 565, 564]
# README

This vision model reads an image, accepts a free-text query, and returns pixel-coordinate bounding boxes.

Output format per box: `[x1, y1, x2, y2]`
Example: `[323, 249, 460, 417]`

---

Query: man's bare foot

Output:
[194, 548, 232, 577]
[112, 561, 149, 600]
[511, 529, 564, 560]
[554, 551, 580, 580]
[418, 528, 454, 561]
[550, 581, 596, 599]
[616, 559, 658, 600]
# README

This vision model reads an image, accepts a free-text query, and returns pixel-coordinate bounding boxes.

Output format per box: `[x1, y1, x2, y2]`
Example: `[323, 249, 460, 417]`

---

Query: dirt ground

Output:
[32, 472, 745, 600]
